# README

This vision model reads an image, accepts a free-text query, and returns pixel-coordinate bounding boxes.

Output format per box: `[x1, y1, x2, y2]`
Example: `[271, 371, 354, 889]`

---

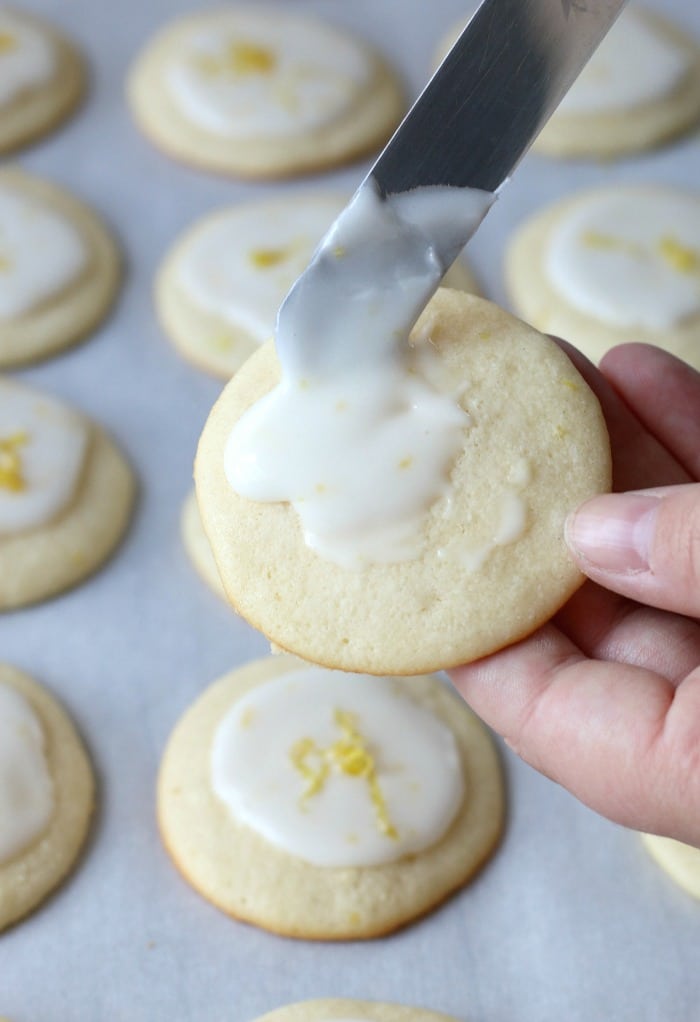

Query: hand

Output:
[449, 342, 700, 847]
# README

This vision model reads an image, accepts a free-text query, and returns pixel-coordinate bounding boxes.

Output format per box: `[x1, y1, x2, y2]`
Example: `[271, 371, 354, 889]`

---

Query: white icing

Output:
[558, 9, 689, 115]
[0, 379, 89, 536]
[437, 458, 531, 572]
[546, 189, 700, 330]
[177, 195, 347, 344]
[0, 186, 88, 321]
[211, 669, 464, 868]
[225, 182, 494, 567]
[166, 11, 373, 138]
[0, 682, 54, 864]
[0, 11, 56, 107]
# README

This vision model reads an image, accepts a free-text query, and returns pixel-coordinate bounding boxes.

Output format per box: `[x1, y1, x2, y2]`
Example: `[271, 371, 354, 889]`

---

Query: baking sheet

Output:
[2, 0, 700, 1019]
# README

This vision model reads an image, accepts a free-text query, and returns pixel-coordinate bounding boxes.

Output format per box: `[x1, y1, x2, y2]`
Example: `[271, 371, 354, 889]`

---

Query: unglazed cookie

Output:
[128, 8, 404, 179]
[641, 834, 700, 900]
[157, 193, 480, 378]
[0, 168, 121, 368]
[0, 377, 135, 609]
[158, 654, 504, 939]
[532, 8, 700, 159]
[0, 8, 85, 153]
[252, 1001, 461, 1022]
[181, 488, 226, 600]
[195, 289, 611, 675]
[506, 185, 700, 369]
[0, 664, 94, 931]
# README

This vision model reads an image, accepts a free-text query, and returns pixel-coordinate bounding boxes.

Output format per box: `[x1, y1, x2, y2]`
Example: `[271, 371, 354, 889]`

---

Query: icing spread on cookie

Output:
[546, 189, 700, 330]
[176, 196, 347, 344]
[0, 185, 87, 321]
[0, 682, 54, 864]
[0, 379, 89, 536]
[225, 183, 493, 567]
[166, 10, 373, 138]
[557, 9, 689, 115]
[0, 12, 55, 108]
[210, 669, 464, 867]
[437, 457, 531, 570]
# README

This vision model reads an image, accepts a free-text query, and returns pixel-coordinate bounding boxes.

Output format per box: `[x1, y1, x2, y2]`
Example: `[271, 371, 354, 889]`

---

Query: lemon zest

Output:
[289, 708, 398, 840]
[0, 432, 29, 492]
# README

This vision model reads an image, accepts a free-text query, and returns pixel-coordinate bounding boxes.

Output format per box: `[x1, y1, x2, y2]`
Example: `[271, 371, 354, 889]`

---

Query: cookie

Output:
[181, 488, 226, 600]
[157, 193, 480, 378]
[532, 7, 700, 159]
[0, 8, 85, 153]
[195, 289, 611, 675]
[0, 167, 121, 368]
[0, 377, 136, 609]
[0, 663, 94, 931]
[252, 1001, 461, 1022]
[127, 8, 404, 179]
[641, 834, 700, 900]
[158, 654, 504, 939]
[506, 185, 700, 369]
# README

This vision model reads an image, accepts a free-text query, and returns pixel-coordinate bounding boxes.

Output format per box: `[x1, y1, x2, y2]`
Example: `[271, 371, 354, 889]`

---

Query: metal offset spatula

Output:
[276, 0, 628, 375]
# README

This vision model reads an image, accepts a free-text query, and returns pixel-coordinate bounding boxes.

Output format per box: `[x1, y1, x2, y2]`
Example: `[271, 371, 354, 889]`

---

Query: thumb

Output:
[565, 484, 700, 617]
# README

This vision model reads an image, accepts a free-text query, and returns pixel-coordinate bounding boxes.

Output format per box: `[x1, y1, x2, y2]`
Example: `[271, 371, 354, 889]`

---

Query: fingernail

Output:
[565, 493, 661, 574]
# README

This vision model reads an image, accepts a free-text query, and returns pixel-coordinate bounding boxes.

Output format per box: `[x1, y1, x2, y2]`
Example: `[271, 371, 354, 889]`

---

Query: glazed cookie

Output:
[0, 167, 121, 368]
[181, 488, 226, 600]
[0, 8, 85, 153]
[0, 377, 135, 609]
[127, 8, 404, 178]
[641, 835, 700, 900]
[195, 289, 611, 676]
[158, 654, 504, 939]
[532, 7, 700, 159]
[506, 185, 700, 369]
[0, 664, 94, 931]
[157, 193, 480, 378]
[252, 1001, 461, 1022]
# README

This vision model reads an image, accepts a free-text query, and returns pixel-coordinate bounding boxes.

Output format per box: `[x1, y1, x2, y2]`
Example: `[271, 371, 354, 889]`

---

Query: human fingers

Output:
[554, 580, 700, 684]
[449, 629, 700, 844]
[566, 483, 700, 618]
[600, 344, 700, 479]
[553, 339, 691, 490]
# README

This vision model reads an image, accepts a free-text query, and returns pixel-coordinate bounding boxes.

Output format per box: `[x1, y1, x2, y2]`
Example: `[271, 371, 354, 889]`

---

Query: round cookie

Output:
[158, 654, 504, 939]
[641, 834, 700, 900]
[0, 167, 121, 368]
[253, 1001, 461, 1022]
[505, 184, 700, 369]
[0, 377, 136, 609]
[127, 8, 404, 179]
[181, 488, 226, 600]
[195, 289, 611, 676]
[0, 7, 85, 154]
[0, 663, 94, 931]
[532, 7, 700, 159]
[157, 193, 480, 378]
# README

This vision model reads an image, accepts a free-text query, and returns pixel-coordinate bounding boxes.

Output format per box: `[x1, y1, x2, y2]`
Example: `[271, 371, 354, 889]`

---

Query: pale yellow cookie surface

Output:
[0, 8, 85, 153]
[532, 9, 700, 159]
[128, 9, 404, 179]
[196, 289, 611, 675]
[0, 385, 136, 610]
[0, 664, 94, 931]
[181, 488, 226, 600]
[254, 1001, 461, 1022]
[158, 654, 504, 940]
[0, 168, 121, 368]
[642, 834, 700, 900]
[505, 186, 700, 369]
